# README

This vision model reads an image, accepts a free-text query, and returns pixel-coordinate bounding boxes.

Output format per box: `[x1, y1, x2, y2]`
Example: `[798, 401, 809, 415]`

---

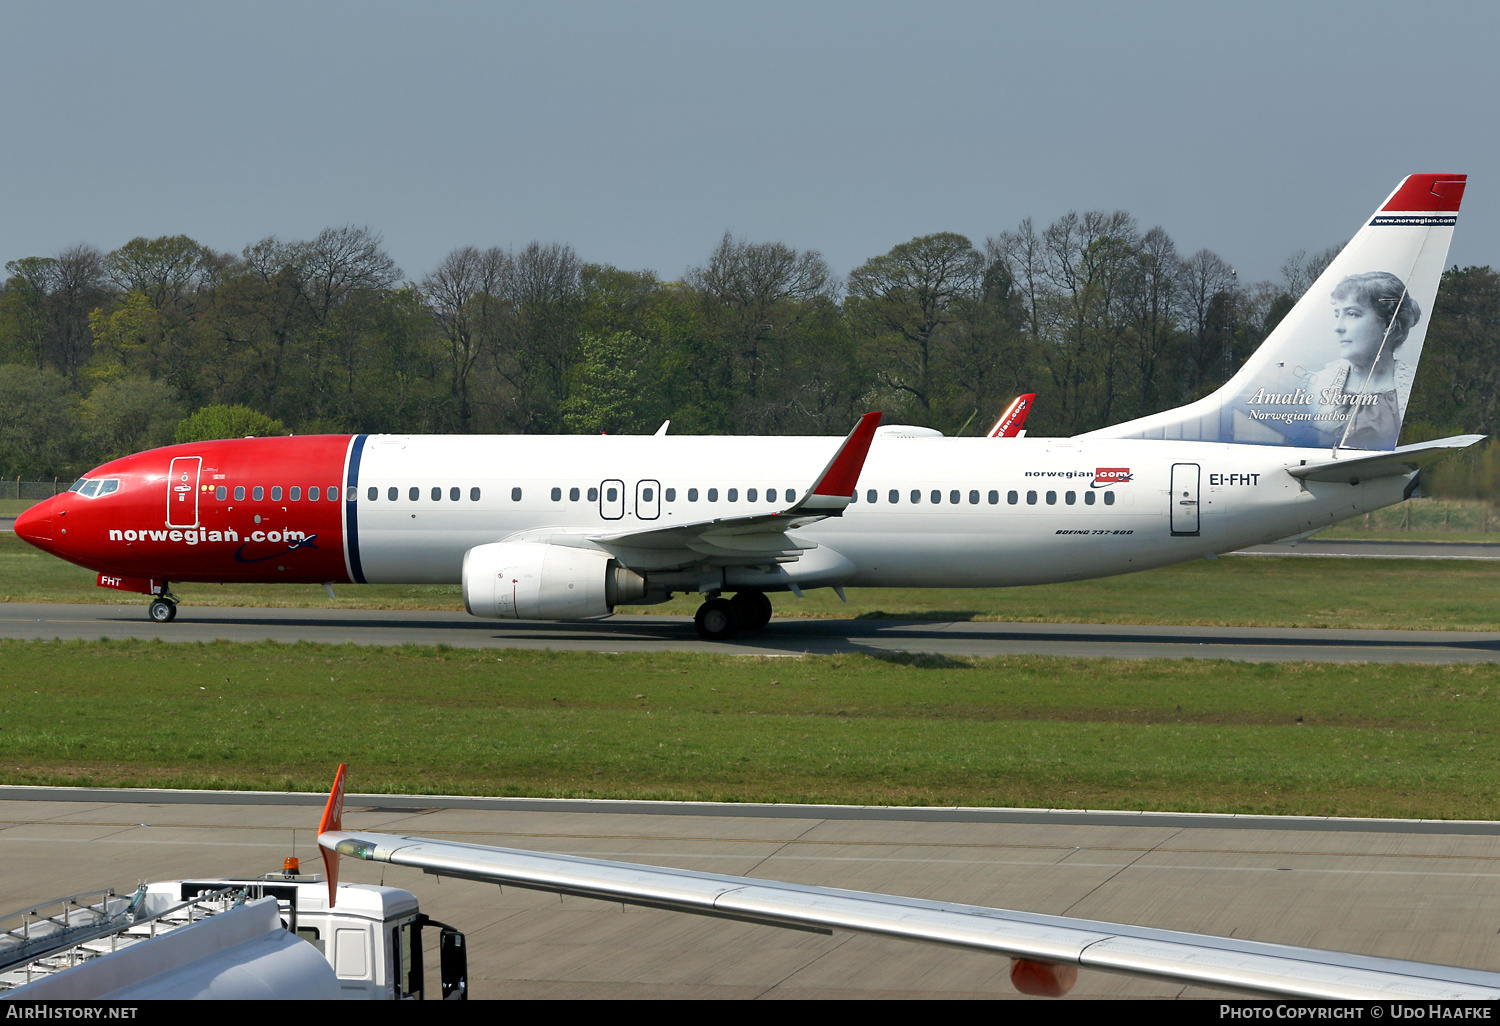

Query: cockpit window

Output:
[68, 478, 86, 492]
[78, 480, 100, 497]
[97, 479, 119, 496]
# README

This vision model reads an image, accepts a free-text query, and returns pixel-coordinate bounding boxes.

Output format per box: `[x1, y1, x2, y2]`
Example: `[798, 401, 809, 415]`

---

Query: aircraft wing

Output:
[1289, 434, 1485, 483]
[318, 826, 1500, 1000]
[581, 411, 881, 567]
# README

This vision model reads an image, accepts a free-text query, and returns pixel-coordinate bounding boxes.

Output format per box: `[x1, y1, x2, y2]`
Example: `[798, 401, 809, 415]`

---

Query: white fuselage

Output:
[349, 433, 1407, 589]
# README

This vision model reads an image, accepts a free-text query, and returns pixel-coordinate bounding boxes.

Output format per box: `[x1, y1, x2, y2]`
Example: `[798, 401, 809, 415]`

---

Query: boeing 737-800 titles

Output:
[12, 174, 1479, 639]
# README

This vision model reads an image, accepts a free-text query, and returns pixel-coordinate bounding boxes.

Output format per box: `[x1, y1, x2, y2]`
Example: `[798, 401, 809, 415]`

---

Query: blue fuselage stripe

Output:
[346, 434, 368, 584]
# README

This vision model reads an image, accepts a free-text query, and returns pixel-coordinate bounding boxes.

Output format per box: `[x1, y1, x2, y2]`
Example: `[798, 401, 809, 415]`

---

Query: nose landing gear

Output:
[147, 585, 178, 623]
[693, 591, 774, 641]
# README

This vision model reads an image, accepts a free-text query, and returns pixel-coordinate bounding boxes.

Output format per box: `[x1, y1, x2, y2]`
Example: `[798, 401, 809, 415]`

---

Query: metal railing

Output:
[4, 478, 68, 502]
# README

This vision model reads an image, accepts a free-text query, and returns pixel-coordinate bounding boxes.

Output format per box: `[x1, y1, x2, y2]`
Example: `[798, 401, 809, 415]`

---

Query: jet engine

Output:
[461, 541, 648, 620]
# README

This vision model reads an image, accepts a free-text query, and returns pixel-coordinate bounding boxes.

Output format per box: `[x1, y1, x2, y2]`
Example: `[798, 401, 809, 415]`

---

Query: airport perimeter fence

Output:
[5, 478, 70, 503]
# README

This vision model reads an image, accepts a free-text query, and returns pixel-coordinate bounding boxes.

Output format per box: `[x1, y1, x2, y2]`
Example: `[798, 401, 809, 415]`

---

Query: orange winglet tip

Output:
[318, 763, 347, 907]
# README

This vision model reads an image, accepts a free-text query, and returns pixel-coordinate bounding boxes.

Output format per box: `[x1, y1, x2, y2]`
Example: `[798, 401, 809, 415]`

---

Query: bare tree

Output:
[846, 232, 985, 416]
[49, 244, 110, 384]
[422, 246, 509, 431]
[1176, 248, 1236, 391]
[304, 226, 401, 324]
[685, 233, 836, 428]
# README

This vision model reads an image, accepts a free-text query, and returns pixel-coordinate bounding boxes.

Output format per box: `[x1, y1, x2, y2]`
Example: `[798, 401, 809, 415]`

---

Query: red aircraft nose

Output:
[13, 496, 56, 551]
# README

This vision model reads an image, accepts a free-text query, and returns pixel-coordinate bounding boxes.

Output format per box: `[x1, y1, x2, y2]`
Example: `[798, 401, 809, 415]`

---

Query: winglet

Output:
[987, 393, 1035, 438]
[318, 763, 347, 907]
[790, 411, 882, 514]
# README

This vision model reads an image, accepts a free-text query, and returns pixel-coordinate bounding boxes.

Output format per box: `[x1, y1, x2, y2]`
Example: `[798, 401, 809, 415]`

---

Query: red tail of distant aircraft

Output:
[986, 393, 1035, 437]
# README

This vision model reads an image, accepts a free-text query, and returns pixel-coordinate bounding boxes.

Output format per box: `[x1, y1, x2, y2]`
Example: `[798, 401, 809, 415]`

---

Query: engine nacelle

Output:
[462, 541, 646, 620]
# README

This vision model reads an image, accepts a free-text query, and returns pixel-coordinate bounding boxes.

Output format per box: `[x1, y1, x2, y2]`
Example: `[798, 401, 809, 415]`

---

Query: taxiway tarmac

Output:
[3, 600, 1499, 662]
[3, 789, 1499, 999]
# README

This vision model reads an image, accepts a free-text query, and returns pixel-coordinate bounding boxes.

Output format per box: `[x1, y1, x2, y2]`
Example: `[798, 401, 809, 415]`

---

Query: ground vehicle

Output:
[0, 864, 465, 1000]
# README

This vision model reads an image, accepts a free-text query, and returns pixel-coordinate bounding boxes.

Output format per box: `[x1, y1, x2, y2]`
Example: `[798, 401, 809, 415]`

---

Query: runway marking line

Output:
[4, 820, 1497, 863]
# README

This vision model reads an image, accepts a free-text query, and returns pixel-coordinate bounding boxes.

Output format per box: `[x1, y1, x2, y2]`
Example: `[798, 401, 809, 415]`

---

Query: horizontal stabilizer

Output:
[1289, 434, 1484, 483]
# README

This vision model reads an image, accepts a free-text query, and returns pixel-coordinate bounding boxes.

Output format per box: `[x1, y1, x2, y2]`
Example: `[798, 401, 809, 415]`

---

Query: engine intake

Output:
[461, 541, 646, 620]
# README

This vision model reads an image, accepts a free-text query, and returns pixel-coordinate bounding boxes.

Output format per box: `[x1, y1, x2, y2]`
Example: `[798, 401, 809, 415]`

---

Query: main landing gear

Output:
[147, 585, 178, 623]
[694, 591, 774, 641]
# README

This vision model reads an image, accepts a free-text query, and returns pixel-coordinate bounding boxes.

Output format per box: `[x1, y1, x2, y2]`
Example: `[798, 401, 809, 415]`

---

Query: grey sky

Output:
[2, 0, 1495, 287]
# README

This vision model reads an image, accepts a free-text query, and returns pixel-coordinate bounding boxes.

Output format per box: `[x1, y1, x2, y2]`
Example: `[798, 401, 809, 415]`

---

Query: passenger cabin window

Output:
[271, 486, 282, 501]
[569, 487, 580, 501]
[1046, 491, 1057, 504]
[1026, 490, 1037, 505]
[708, 488, 718, 501]
[588, 487, 599, 501]
[688, 488, 699, 501]
[642, 487, 654, 502]
[867, 489, 877, 503]
[888, 489, 899, 504]
[746, 488, 757, 502]
[388, 487, 398, 501]
[470, 487, 480, 501]
[1104, 491, 1116, 505]
[431, 487, 442, 501]
[551, 487, 562, 501]
[969, 490, 980, 504]
[930, 490, 940, 504]
[290, 486, 301, 501]
[1065, 491, 1076, 505]
[450, 487, 460, 501]
[367, 487, 377, 501]
[329, 486, 339, 501]
[766, 488, 777, 503]
[309, 486, 319, 501]
[605, 486, 618, 501]
[409, 487, 419, 501]
[234, 486, 246, 501]
[727, 488, 738, 502]
[665, 488, 676, 501]
[950, 490, 961, 504]
[1085, 491, 1096, 505]
[216, 486, 227, 500]
[910, 490, 921, 504]
[511, 487, 522, 501]
[252, 486, 264, 501]
[786, 488, 797, 502]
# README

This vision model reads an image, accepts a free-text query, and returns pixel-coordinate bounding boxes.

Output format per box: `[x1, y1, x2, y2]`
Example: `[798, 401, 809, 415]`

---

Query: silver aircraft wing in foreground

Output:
[313, 769, 1500, 1000]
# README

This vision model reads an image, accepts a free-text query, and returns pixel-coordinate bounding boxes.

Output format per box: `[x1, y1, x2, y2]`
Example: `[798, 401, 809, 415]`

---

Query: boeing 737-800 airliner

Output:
[12, 174, 1479, 639]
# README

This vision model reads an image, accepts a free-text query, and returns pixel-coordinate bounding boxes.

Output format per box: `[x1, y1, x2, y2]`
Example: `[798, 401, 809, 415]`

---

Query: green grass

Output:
[2, 639, 1498, 819]
[6, 532, 1500, 630]
[0, 499, 39, 516]
[1314, 498, 1500, 543]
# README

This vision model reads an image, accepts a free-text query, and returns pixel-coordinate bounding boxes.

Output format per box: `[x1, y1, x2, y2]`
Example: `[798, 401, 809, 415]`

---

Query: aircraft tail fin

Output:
[1083, 174, 1466, 450]
[987, 393, 1036, 438]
